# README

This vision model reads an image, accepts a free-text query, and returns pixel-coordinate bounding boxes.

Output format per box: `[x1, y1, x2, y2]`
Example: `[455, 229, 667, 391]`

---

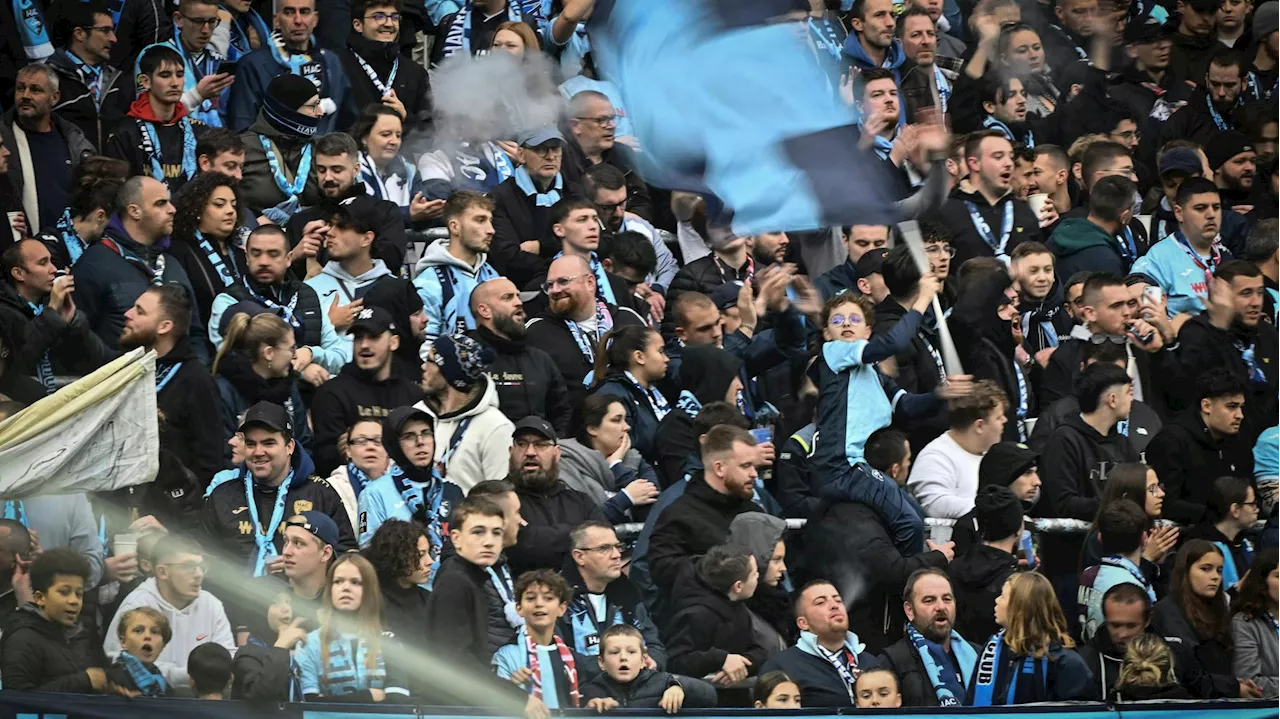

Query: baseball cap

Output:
[979, 442, 1040, 488]
[1158, 147, 1203, 178]
[286, 511, 339, 550]
[239, 401, 293, 437]
[710, 282, 741, 312]
[1183, 0, 1217, 13]
[331, 195, 382, 234]
[349, 305, 396, 338]
[512, 416, 557, 443]
[517, 126, 565, 148]
[1123, 18, 1169, 44]
[1205, 131, 1254, 171]
[855, 248, 888, 280]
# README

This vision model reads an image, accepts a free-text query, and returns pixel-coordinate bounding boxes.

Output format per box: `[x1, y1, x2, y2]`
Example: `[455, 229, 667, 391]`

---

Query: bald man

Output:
[524, 255, 645, 408]
[72, 177, 207, 360]
[472, 278, 572, 435]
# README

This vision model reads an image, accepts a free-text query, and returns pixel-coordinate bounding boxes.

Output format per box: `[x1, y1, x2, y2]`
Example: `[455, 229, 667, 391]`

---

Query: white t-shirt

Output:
[907, 431, 985, 519]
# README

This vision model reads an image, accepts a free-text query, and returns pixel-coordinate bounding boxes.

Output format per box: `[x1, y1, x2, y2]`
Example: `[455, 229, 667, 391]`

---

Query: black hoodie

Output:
[309, 358, 425, 475]
[1037, 414, 1139, 521]
[362, 278, 425, 375]
[647, 471, 758, 606]
[1173, 312, 1278, 441]
[664, 567, 768, 679]
[1146, 410, 1255, 525]
[651, 345, 744, 487]
[213, 349, 313, 456]
[0, 605, 97, 693]
[473, 324, 572, 436]
[948, 543, 1019, 643]
[952, 268, 1027, 442]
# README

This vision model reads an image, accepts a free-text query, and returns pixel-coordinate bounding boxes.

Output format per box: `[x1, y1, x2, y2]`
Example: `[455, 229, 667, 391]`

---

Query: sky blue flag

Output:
[587, 0, 901, 234]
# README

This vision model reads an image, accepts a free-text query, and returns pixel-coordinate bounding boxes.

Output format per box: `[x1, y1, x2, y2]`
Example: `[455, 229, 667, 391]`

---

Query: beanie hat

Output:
[1205, 131, 1253, 172]
[974, 485, 1025, 541]
[979, 442, 1039, 489]
[426, 334, 494, 391]
[1255, 2, 1279, 43]
[264, 75, 321, 138]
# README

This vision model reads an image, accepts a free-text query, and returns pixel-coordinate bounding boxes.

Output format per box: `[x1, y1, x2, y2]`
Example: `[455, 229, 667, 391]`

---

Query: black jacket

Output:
[309, 361, 425, 476]
[560, 141, 653, 223]
[950, 270, 1028, 442]
[802, 501, 949, 654]
[580, 668, 717, 709]
[1147, 411, 1255, 525]
[1076, 628, 1229, 700]
[0, 605, 97, 693]
[221, 276, 326, 351]
[72, 219, 208, 362]
[506, 481, 607, 577]
[231, 640, 295, 701]
[168, 231, 250, 340]
[874, 299, 949, 453]
[337, 34, 432, 137]
[647, 472, 760, 599]
[558, 558, 667, 669]
[1167, 32, 1220, 92]
[0, 110, 96, 210]
[380, 581, 430, 652]
[1036, 414, 1140, 521]
[1029, 395, 1162, 456]
[156, 341, 224, 488]
[523, 302, 644, 410]
[930, 187, 1040, 269]
[213, 350, 313, 457]
[285, 187, 407, 273]
[664, 569, 768, 678]
[0, 280, 114, 379]
[1174, 313, 1278, 441]
[105, 110, 208, 196]
[651, 345, 744, 488]
[1150, 597, 1240, 698]
[879, 634, 980, 707]
[473, 324, 572, 436]
[424, 555, 491, 672]
[759, 642, 879, 708]
[1158, 88, 1240, 150]
[482, 556, 519, 655]
[667, 253, 752, 306]
[948, 543, 1018, 643]
[488, 174, 581, 288]
[1040, 335, 1174, 419]
[46, 49, 131, 152]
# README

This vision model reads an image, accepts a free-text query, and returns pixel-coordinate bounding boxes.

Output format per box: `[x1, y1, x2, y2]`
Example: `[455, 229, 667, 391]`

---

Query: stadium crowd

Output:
[0, 0, 1276, 710]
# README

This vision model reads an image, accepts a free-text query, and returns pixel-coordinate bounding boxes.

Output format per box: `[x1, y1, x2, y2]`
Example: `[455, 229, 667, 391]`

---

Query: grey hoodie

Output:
[304, 259, 395, 309]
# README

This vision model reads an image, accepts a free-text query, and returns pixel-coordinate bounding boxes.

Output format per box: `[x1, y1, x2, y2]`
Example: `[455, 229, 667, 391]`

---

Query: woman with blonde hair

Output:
[297, 553, 403, 701]
[213, 308, 312, 455]
[968, 572, 1095, 705]
[1113, 635, 1192, 701]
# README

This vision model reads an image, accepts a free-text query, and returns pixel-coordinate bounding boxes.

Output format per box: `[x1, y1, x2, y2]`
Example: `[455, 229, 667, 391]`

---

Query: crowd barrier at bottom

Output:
[0, 694, 1275, 719]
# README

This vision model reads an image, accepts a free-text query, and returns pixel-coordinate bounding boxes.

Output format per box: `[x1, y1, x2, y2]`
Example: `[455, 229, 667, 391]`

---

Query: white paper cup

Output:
[1026, 193, 1050, 216]
[5, 211, 20, 243]
[114, 532, 139, 558]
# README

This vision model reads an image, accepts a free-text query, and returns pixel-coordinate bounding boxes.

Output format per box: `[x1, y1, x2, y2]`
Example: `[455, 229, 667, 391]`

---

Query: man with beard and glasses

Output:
[45, 2, 129, 152]
[310, 306, 425, 475]
[2, 64, 94, 233]
[413, 190, 498, 343]
[285, 132, 406, 274]
[416, 333, 513, 491]
[303, 195, 395, 355]
[209, 225, 344, 384]
[471, 277, 571, 434]
[502, 417, 606, 577]
[524, 254, 644, 409]
[878, 569, 979, 707]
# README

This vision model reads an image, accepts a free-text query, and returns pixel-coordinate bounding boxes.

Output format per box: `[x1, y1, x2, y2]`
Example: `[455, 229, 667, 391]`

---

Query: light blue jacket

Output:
[412, 239, 499, 342]
[304, 260, 394, 358]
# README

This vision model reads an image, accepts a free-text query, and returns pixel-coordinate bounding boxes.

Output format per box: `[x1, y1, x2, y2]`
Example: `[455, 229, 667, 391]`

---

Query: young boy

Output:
[665, 545, 767, 687]
[812, 285, 970, 553]
[188, 643, 234, 699]
[583, 625, 716, 712]
[493, 570, 598, 714]
[108, 607, 172, 696]
[855, 667, 903, 708]
[107, 44, 206, 192]
[1010, 242, 1070, 357]
[0, 548, 109, 693]
[425, 498, 509, 673]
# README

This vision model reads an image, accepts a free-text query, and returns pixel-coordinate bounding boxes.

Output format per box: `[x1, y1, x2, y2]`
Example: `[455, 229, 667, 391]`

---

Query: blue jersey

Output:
[1130, 234, 1231, 317]
[1255, 425, 1278, 482]
[296, 629, 385, 698]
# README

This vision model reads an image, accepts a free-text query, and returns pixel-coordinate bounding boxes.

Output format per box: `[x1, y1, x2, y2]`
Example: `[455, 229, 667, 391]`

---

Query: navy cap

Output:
[1158, 147, 1203, 177]
[855, 248, 888, 280]
[331, 195, 383, 235]
[709, 282, 741, 312]
[218, 300, 271, 337]
[287, 511, 339, 549]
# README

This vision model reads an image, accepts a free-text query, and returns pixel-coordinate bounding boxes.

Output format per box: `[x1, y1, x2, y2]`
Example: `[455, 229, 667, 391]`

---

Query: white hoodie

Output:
[103, 578, 236, 689]
[415, 374, 514, 492]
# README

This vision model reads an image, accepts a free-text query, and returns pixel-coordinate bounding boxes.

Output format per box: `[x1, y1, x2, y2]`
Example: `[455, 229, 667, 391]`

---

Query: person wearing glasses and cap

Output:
[203, 401, 357, 582]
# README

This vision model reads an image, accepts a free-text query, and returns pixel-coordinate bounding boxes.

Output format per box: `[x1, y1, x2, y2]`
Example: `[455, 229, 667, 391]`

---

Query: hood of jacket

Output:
[1060, 413, 1128, 449]
[949, 543, 1019, 589]
[216, 350, 300, 406]
[1050, 218, 1122, 256]
[475, 323, 526, 354]
[102, 215, 169, 263]
[0, 277, 38, 318]
[127, 94, 190, 125]
[953, 263, 1015, 352]
[415, 238, 490, 278]
[361, 277, 424, 369]
[728, 512, 786, 576]
[1169, 408, 1221, 451]
[129, 577, 209, 616]
[382, 405, 437, 483]
[320, 258, 393, 284]
[797, 629, 866, 658]
[843, 34, 905, 71]
[437, 374, 502, 421]
[554, 437, 612, 503]
[680, 345, 743, 404]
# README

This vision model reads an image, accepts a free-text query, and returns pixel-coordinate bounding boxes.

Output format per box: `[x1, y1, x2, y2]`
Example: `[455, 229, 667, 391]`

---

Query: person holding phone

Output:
[156, 0, 235, 126]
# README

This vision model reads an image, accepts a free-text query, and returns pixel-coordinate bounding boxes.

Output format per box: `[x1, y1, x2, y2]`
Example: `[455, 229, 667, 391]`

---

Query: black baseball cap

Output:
[239, 401, 293, 437]
[512, 416, 557, 443]
[349, 305, 396, 338]
[1123, 19, 1169, 44]
[331, 195, 382, 234]
[855, 248, 888, 280]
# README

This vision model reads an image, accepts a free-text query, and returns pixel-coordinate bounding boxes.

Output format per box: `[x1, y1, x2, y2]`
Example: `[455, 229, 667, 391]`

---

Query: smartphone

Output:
[216, 60, 238, 76]
[749, 427, 773, 445]
[1142, 285, 1163, 304]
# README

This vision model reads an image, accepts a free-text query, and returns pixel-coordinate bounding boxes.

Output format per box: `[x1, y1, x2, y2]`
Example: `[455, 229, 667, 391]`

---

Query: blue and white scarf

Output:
[13, 0, 53, 60]
[26, 302, 55, 393]
[441, 0, 524, 58]
[2, 499, 28, 527]
[166, 29, 225, 126]
[624, 371, 670, 421]
[513, 166, 562, 207]
[905, 624, 976, 706]
[137, 114, 198, 186]
[65, 50, 103, 105]
[983, 116, 1032, 148]
[118, 651, 168, 696]
[675, 389, 701, 418]
[259, 137, 313, 203]
[54, 208, 86, 265]
[244, 469, 293, 576]
[1214, 538, 1255, 589]
[389, 464, 447, 568]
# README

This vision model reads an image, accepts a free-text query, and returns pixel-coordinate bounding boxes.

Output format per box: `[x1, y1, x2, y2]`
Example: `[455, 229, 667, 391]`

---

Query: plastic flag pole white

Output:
[898, 220, 963, 375]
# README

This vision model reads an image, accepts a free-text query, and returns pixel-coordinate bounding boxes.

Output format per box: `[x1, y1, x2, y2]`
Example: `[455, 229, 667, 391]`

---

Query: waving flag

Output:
[588, 0, 900, 234]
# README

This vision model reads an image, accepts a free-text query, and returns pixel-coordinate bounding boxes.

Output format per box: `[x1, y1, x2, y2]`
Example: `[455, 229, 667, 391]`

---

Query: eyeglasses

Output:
[398, 430, 433, 445]
[542, 274, 583, 293]
[1147, 483, 1165, 495]
[515, 438, 556, 451]
[574, 113, 620, 127]
[828, 313, 865, 327]
[181, 14, 222, 28]
[924, 244, 956, 257]
[84, 24, 116, 33]
[596, 200, 626, 214]
[526, 144, 563, 157]
[1113, 129, 1141, 142]
[348, 436, 381, 447]
[163, 560, 207, 573]
[1088, 334, 1127, 345]
[578, 542, 625, 555]
[365, 11, 401, 22]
